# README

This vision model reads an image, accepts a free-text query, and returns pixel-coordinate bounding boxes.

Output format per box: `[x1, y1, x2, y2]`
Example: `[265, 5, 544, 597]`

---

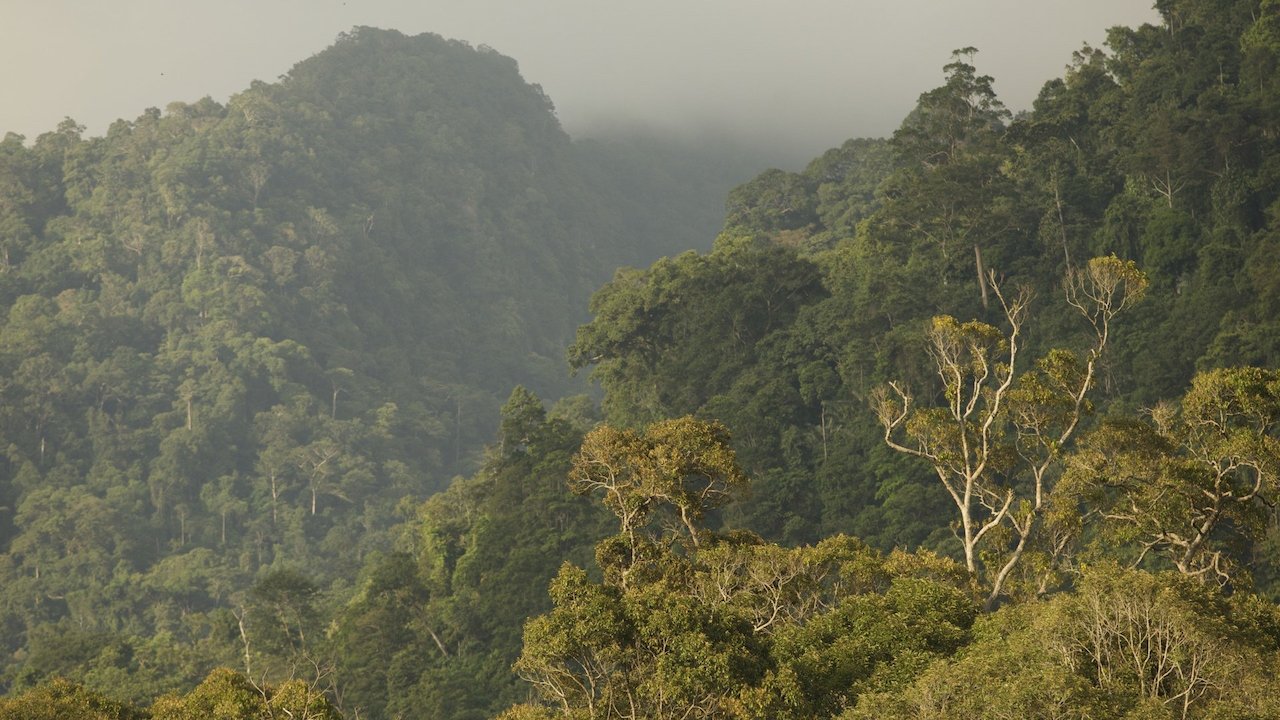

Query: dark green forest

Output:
[6, 0, 1280, 717]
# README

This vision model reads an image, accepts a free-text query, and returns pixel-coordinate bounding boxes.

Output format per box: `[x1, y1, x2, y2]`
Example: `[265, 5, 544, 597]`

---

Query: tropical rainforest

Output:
[4, 0, 1280, 718]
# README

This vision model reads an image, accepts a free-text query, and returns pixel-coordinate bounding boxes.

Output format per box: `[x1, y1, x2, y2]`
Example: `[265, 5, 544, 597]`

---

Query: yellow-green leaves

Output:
[1066, 254, 1148, 348]
[150, 667, 340, 720]
[570, 417, 748, 550]
[1068, 367, 1280, 584]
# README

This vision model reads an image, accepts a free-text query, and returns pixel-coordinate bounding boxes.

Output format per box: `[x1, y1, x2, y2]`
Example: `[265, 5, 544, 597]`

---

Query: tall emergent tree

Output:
[873, 256, 1147, 605]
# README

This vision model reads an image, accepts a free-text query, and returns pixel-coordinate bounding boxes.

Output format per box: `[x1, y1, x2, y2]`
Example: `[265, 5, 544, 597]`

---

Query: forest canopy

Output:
[0, 26, 764, 712]
[5, 1, 1280, 719]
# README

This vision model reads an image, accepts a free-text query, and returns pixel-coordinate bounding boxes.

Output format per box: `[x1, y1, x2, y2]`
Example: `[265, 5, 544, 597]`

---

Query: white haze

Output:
[3, 0, 1158, 166]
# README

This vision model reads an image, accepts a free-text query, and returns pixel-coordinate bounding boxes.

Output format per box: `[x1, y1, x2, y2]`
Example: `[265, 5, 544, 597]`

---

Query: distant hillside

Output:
[0, 26, 766, 700]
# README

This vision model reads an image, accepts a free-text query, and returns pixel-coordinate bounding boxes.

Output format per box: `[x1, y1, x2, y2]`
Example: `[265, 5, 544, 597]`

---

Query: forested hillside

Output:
[571, 2, 1280, 548]
[0, 27, 767, 708]
[9, 1, 1280, 719]
[504, 0, 1280, 717]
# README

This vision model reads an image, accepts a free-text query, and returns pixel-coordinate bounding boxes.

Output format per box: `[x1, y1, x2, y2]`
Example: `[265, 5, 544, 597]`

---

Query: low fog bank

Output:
[569, 115, 826, 174]
[3, 1, 1158, 159]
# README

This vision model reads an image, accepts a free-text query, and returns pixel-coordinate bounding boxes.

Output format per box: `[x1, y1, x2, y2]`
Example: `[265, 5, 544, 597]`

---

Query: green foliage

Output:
[150, 667, 342, 720]
[1065, 367, 1280, 584]
[512, 6, 1280, 715]
[850, 564, 1280, 720]
[722, 138, 892, 253]
[328, 389, 611, 720]
[0, 25, 759, 710]
[566, 0, 1280, 563]
[8, 2, 1280, 717]
[510, 456, 976, 720]
[570, 416, 748, 550]
[0, 677, 146, 720]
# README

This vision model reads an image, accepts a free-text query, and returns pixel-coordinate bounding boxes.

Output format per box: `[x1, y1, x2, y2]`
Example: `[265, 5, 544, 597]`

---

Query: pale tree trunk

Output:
[974, 243, 988, 310]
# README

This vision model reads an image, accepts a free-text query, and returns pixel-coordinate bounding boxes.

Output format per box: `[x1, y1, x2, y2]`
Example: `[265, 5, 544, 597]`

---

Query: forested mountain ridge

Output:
[11, 1, 1280, 719]
[500, 0, 1280, 716]
[336, 1, 1280, 717]
[491, 1, 1280, 712]
[0, 26, 767, 705]
[572, 0, 1280, 549]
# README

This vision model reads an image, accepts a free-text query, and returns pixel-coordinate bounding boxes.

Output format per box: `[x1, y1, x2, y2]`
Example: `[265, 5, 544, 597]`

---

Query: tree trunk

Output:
[974, 243, 989, 310]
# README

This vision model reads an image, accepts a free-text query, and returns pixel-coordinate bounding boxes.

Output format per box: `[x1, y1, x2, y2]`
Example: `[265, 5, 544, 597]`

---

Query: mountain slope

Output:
[0, 26, 763, 700]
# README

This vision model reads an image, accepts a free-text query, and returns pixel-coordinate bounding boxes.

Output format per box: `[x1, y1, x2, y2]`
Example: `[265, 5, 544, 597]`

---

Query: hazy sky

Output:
[3, 1, 1158, 163]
